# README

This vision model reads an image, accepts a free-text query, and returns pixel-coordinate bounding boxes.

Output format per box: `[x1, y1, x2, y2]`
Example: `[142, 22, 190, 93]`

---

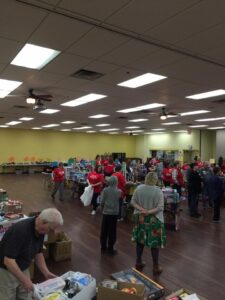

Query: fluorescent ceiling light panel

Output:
[61, 93, 107, 107]
[108, 132, 119, 134]
[6, 121, 22, 126]
[144, 132, 165, 134]
[208, 127, 225, 130]
[73, 126, 92, 130]
[42, 124, 60, 128]
[128, 119, 149, 122]
[123, 130, 144, 133]
[180, 110, 210, 116]
[39, 109, 60, 114]
[19, 117, 34, 121]
[0, 79, 22, 98]
[117, 103, 165, 113]
[60, 129, 71, 132]
[173, 130, 187, 133]
[186, 89, 225, 100]
[89, 114, 109, 119]
[32, 127, 42, 130]
[100, 128, 119, 132]
[189, 125, 208, 128]
[96, 124, 111, 127]
[117, 73, 167, 88]
[151, 128, 165, 131]
[0, 125, 9, 128]
[196, 117, 225, 122]
[61, 121, 76, 124]
[11, 43, 60, 69]
[162, 122, 181, 125]
[86, 131, 96, 133]
[125, 126, 140, 129]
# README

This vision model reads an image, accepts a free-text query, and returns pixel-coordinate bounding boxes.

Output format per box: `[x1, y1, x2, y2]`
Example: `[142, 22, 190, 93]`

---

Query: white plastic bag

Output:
[80, 185, 93, 206]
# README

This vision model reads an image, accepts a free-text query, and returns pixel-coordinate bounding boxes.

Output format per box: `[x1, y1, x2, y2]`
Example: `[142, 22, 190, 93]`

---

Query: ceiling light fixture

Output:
[26, 97, 36, 104]
[61, 93, 107, 107]
[117, 103, 165, 113]
[0, 79, 22, 98]
[186, 89, 225, 100]
[208, 127, 225, 130]
[128, 119, 149, 122]
[180, 110, 210, 116]
[19, 117, 34, 121]
[160, 114, 167, 120]
[42, 124, 60, 128]
[89, 114, 109, 118]
[196, 117, 225, 122]
[39, 109, 60, 114]
[96, 124, 111, 127]
[100, 128, 119, 132]
[117, 73, 167, 88]
[6, 121, 22, 126]
[189, 125, 208, 128]
[11, 43, 60, 69]
[61, 121, 76, 124]
[162, 122, 181, 125]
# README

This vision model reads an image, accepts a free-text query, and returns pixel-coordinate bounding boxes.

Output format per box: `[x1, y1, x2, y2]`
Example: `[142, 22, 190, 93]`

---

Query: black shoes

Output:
[190, 213, 201, 218]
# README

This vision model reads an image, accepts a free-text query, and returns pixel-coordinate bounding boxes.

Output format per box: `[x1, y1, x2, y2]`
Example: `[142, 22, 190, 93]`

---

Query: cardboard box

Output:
[165, 288, 207, 300]
[98, 282, 145, 300]
[50, 232, 72, 261]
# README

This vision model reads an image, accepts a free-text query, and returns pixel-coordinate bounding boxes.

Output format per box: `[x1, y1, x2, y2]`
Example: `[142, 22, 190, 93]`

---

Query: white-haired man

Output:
[0, 208, 63, 300]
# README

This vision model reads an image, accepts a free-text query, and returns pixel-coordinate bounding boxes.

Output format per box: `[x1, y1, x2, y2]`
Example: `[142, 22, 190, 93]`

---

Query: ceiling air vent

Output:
[71, 69, 104, 81]
[212, 98, 225, 104]
[117, 116, 128, 119]
[13, 105, 30, 109]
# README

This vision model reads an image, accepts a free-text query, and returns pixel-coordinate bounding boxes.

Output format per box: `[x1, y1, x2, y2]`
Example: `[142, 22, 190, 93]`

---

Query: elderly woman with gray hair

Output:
[131, 172, 166, 275]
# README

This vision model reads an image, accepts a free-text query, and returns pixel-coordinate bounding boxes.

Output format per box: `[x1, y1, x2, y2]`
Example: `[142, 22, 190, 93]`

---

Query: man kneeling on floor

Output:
[0, 208, 63, 300]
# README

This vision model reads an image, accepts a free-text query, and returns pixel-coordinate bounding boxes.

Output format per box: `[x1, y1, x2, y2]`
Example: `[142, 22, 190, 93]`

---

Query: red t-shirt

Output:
[53, 168, 65, 182]
[104, 163, 115, 175]
[112, 171, 126, 198]
[162, 167, 173, 184]
[87, 171, 104, 193]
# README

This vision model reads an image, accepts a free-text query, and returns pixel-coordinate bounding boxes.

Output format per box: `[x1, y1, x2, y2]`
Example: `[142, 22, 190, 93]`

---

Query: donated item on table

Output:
[34, 271, 96, 300]
[165, 288, 207, 300]
[111, 268, 164, 300]
[98, 279, 145, 300]
[50, 232, 72, 262]
[0, 189, 8, 202]
[3, 199, 23, 213]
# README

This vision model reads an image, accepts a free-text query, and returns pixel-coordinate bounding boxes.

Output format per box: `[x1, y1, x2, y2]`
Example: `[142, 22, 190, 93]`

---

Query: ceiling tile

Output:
[67, 27, 128, 59]
[29, 13, 93, 50]
[145, 1, 225, 45]
[58, 0, 130, 21]
[44, 53, 91, 75]
[0, 0, 47, 42]
[106, 0, 200, 34]
[0, 38, 23, 64]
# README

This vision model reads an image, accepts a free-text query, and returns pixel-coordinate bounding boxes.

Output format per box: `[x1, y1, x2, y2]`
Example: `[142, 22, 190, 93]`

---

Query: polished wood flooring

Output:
[1, 173, 225, 299]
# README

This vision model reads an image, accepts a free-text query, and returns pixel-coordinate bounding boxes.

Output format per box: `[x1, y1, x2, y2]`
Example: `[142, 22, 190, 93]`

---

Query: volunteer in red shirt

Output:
[113, 165, 126, 220]
[104, 157, 115, 177]
[51, 162, 65, 201]
[162, 161, 173, 186]
[88, 165, 104, 215]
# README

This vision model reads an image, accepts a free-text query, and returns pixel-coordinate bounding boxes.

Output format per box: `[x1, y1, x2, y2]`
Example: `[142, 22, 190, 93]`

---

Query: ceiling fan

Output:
[26, 89, 52, 110]
[159, 107, 179, 120]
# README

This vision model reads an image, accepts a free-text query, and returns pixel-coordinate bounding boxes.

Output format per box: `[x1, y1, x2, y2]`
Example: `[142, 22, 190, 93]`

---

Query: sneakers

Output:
[91, 210, 96, 215]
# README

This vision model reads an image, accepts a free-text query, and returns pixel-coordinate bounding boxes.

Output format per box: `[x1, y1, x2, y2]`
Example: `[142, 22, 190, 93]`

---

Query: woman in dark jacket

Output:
[188, 163, 202, 218]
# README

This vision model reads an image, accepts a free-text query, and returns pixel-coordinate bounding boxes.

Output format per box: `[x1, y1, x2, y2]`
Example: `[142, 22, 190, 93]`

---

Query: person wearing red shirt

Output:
[51, 162, 65, 201]
[113, 165, 126, 220]
[104, 157, 115, 177]
[88, 165, 104, 215]
[162, 161, 173, 186]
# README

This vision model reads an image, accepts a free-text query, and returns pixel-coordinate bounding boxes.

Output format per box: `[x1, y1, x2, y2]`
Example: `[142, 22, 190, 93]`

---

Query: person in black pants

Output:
[208, 166, 224, 222]
[187, 163, 202, 218]
[100, 176, 121, 255]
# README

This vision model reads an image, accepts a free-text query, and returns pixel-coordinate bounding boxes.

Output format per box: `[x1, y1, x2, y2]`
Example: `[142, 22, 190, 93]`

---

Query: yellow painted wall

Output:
[135, 131, 200, 161]
[0, 128, 216, 164]
[0, 129, 136, 163]
[200, 130, 216, 161]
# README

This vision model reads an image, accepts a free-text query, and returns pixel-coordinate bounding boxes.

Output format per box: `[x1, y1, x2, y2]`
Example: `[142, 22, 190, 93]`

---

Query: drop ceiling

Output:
[0, 0, 225, 133]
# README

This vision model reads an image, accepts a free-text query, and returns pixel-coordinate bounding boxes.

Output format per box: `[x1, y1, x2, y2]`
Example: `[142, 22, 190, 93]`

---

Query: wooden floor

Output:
[1, 173, 225, 299]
